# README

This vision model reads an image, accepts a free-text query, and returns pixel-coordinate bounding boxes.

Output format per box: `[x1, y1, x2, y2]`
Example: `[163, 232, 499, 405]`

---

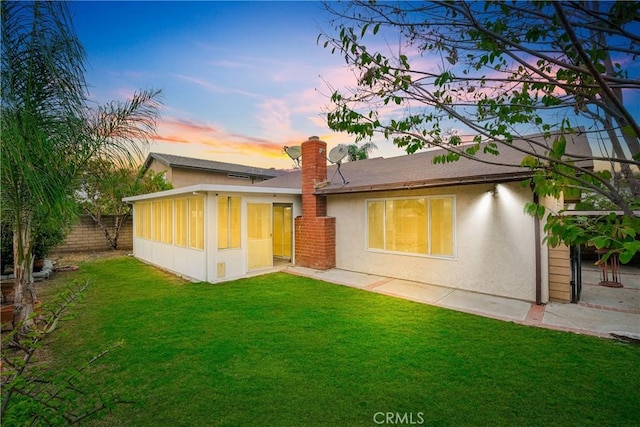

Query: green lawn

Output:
[9, 256, 640, 426]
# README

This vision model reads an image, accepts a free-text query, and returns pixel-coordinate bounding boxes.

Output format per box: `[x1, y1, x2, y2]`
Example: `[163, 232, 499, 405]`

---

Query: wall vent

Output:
[217, 262, 226, 278]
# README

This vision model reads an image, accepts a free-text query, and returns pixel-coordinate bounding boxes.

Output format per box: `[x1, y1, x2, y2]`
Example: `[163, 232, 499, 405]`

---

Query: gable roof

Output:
[142, 152, 287, 180]
[255, 132, 594, 194]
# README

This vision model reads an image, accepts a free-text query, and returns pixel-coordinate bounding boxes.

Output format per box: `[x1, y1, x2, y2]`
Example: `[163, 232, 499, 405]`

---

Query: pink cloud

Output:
[151, 114, 308, 167]
[162, 118, 219, 134]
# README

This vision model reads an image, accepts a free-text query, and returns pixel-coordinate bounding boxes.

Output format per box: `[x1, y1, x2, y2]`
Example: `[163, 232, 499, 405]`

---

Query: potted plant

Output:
[1, 304, 13, 326]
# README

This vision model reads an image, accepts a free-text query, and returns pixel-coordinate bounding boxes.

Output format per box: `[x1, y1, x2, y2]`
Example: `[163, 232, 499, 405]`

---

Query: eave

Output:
[315, 171, 535, 195]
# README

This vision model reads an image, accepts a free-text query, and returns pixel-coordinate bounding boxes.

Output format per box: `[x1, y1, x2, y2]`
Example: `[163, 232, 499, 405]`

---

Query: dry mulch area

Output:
[49, 250, 131, 267]
[44, 250, 131, 276]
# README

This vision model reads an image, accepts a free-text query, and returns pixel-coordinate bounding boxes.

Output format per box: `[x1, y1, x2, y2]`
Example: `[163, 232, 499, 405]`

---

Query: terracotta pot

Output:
[1, 304, 13, 325]
[0, 301, 42, 326]
[1, 280, 14, 302]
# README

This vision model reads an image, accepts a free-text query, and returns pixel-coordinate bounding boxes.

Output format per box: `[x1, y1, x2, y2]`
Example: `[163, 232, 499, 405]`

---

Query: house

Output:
[123, 134, 593, 303]
[141, 152, 286, 187]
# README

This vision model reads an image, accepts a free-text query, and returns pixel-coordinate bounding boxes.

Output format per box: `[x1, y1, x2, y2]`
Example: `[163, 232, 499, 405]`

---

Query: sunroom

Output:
[123, 184, 301, 282]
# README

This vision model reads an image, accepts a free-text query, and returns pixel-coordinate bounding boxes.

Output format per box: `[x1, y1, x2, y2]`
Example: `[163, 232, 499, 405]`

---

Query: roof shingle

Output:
[255, 132, 593, 194]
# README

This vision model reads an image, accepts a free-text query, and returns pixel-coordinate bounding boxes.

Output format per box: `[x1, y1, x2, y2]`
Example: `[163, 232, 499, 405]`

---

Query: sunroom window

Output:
[188, 196, 204, 250]
[174, 198, 188, 247]
[218, 196, 241, 249]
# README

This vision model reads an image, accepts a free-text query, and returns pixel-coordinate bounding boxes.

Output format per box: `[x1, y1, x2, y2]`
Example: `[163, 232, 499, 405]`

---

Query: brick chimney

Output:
[294, 136, 336, 270]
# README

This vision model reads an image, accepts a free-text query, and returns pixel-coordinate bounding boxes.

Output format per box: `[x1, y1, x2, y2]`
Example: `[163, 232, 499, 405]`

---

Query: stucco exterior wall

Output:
[328, 182, 546, 302]
[170, 168, 267, 188]
[146, 159, 173, 182]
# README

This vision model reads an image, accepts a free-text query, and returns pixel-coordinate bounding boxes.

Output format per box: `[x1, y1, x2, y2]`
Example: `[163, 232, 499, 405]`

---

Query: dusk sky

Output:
[69, 1, 408, 169]
[69, 1, 639, 170]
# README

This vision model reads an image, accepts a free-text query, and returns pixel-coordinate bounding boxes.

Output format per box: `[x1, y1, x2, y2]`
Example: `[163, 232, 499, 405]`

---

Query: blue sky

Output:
[70, 1, 408, 169]
[69, 1, 639, 170]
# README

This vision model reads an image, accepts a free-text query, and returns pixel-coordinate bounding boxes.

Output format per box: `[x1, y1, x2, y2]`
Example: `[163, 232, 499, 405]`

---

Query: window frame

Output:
[134, 196, 204, 251]
[138, 202, 151, 240]
[188, 195, 205, 250]
[161, 199, 174, 244]
[365, 195, 456, 259]
[217, 196, 242, 250]
[174, 198, 188, 247]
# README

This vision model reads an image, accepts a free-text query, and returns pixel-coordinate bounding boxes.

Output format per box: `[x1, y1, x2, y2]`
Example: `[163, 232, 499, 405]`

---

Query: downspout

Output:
[534, 193, 542, 305]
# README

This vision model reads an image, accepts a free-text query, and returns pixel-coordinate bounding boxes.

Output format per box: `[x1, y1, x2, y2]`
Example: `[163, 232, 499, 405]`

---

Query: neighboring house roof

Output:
[142, 152, 287, 180]
[256, 132, 594, 194]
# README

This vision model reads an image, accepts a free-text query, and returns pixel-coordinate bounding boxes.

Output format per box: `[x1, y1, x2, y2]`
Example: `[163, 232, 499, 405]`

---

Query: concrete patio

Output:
[284, 263, 639, 340]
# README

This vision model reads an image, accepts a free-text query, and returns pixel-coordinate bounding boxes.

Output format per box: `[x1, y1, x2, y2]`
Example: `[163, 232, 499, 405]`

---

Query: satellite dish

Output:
[283, 145, 302, 168]
[328, 144, 348, 164]
[327, 144, 349, 185]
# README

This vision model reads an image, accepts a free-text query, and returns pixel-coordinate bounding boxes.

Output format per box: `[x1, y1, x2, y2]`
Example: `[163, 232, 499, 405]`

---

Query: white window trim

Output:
[188, 196, 205, 251]
[135, 197, 205, 251]
[217, 195, 242, 251]
[174, 198, 188, 248]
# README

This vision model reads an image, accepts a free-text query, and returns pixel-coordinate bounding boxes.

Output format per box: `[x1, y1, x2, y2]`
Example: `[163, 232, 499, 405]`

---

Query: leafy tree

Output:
[78, 160, 172, 250]
[320, 0, 639, 261]
[1, 2, 162, 329]
[346, 141, 378, 161]
[0, 202, 77, 275]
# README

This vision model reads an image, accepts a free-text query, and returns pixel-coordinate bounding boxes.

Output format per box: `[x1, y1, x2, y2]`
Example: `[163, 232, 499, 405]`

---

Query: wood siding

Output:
[548, 244, 571, 302]
[147, 159, 271, 188]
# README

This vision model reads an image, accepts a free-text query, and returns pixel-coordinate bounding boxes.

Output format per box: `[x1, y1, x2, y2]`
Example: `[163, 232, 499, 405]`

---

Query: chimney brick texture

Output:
[300, 137, 327, 217]
[294, 137, 336, 270]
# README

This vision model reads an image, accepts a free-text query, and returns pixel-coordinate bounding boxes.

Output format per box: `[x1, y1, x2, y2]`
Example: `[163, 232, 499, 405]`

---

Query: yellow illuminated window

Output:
[385, 199, 427, 254]
[367, 196, 454, 257]
[143, 202, 151, 239]
[188, 196, 204, 250]
[152, 201, 162, 241]
[248, 203, 271, 240]
[430, 198, 454, 256]
[161, 200, 173, 244]
[174, 198, 187, 247]
[218, 196, 241, 249]
[367, 201, 384, 250]
[230, 197, 241, 248]
[135, 203, 143, 238]
[137, 202, 151, 240]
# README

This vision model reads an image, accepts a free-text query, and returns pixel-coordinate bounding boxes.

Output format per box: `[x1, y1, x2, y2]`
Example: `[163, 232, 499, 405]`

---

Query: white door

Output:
[247, 203, 273, 270]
